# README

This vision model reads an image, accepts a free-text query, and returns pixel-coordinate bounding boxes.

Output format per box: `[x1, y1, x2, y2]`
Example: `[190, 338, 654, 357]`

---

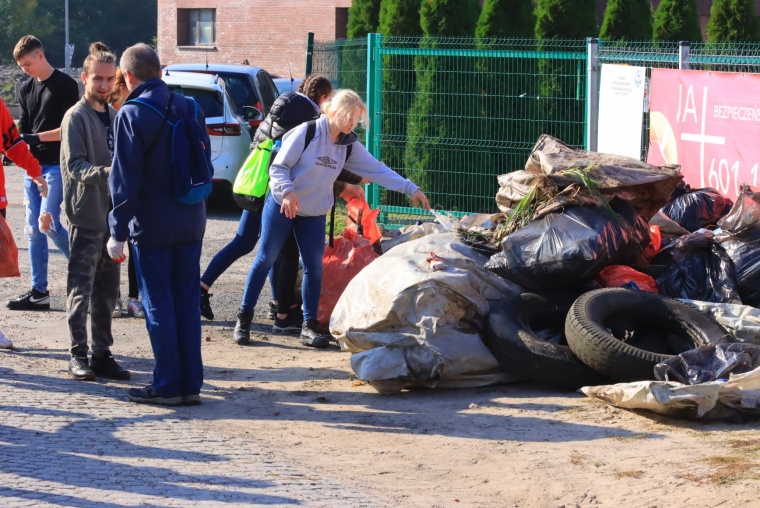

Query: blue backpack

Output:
[127, 93, 214, 205]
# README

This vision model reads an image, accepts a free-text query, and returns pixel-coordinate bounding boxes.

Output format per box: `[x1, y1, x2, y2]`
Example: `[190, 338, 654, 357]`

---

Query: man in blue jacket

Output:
[107, 43, 207, 406]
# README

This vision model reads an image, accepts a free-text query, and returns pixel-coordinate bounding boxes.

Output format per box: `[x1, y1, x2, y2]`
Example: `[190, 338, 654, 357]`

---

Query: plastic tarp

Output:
[582, 343, 760, 420]
[517, 134, 682, 220]
[678, 299, 760, 345]
[580, 368, 760, 420]
[330, 232, 522, 394]
[379, 222, 448, 254]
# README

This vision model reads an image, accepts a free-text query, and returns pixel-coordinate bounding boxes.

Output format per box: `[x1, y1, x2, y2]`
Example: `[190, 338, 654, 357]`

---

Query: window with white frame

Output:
[177, 8, 216, 46]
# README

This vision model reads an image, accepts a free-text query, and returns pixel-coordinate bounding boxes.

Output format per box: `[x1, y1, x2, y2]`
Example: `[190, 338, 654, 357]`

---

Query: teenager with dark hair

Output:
[7, 35, 78, 311]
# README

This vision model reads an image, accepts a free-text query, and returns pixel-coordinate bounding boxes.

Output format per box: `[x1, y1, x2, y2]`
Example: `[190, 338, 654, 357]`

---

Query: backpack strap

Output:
[126, 93, 175, 157]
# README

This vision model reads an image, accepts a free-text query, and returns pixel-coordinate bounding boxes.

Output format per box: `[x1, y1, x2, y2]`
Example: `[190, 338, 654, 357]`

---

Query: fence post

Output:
[679, 41, 690, 70]
[586, 38, 599, 151]
[305, 32, 314, 76]
[366, 33, 382, 209]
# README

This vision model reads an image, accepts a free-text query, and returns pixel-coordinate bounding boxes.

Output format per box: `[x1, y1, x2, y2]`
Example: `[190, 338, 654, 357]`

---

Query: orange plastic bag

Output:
[345, 198, 381, 245]
[596, 265, 658, 293]
[0, 214, 20, 277]
[642, 225, 662, 260]
[317, 229, 379, 328]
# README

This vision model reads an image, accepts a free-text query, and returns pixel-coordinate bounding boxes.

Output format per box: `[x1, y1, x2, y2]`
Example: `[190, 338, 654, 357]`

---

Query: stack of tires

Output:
[484, 288, 730, 390]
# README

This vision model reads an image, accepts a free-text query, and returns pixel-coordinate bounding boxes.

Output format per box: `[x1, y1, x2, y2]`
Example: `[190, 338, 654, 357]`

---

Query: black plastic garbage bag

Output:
[719, 229, 760, 307]
[654, 343, 760, 385]
[660, 182, 733, 232]
[653, 230, 741, 303]
[717, 184, 760, 234]
[485, 199, 650, 291]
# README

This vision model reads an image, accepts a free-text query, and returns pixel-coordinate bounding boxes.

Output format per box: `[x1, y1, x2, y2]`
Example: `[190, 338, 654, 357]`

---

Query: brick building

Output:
[156, 1, 760, 78]
[157, 0, 352, 78]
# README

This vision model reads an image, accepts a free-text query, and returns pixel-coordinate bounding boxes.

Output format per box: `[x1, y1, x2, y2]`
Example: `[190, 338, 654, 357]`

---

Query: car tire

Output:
[565, 288, 730, 382]
[484, 293, 609, 390]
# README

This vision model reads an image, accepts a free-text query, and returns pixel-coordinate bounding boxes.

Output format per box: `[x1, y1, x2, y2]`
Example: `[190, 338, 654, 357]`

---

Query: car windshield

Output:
[167, 86, 224, 118]
[219, 75, 256, 114]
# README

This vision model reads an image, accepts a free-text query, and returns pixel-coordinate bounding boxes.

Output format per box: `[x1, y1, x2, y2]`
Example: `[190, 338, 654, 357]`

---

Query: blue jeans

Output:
[241, 195, 326, 321]
[134, 241, 203, 398]
[24, 165, 70, 292]
[201, 208, 262, 287]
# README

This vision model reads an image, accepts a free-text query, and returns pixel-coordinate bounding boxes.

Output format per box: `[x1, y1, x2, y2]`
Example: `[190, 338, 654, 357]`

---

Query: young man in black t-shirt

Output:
[8, 35, 79, 311]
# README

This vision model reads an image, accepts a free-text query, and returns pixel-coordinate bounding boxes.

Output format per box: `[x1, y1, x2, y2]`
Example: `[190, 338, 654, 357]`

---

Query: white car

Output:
[161, 70, 252, 202]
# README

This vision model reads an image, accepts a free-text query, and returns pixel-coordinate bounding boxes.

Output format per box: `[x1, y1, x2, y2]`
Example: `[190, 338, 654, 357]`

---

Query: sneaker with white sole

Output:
[272, 312, 303, 334]
[127, 298, 145, 318]
[127, 386, 183, 406]
[6, 288, 50, 311]
[113, 299, 123, 318]
[0, 330, 13, 349]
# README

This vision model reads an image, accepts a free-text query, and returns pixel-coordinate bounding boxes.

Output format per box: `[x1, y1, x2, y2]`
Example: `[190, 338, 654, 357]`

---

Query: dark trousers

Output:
[67, 225, 120, 356]
[134, 241, 204, 398]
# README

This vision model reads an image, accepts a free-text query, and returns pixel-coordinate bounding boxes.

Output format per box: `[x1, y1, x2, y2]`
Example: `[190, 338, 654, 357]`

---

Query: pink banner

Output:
[647, 68, 760, 200]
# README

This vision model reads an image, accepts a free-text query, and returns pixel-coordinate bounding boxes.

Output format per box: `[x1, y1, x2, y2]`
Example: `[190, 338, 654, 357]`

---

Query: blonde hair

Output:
[321, 89, 369, 130]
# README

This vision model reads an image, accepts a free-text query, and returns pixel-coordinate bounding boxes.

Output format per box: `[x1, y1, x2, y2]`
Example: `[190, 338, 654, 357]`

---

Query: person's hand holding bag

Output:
[107, 237, 126, 262]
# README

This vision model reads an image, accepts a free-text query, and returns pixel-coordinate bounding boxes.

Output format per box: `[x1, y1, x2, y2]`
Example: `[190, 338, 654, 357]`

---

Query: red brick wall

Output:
[158, 0, 353, 78]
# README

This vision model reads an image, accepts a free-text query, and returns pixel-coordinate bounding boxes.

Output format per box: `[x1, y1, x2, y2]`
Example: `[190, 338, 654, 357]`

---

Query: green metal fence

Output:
[311, 35, 588, 224]
[309, 35, 760, 226]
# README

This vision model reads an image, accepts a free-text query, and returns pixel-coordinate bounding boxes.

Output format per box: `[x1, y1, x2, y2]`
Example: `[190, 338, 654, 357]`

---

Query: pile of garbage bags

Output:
[326, 134, 760, 420]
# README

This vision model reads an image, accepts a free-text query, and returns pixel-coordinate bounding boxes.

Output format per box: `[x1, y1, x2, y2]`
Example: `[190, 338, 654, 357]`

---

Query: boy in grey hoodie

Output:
[235, 89, 430, 348]
[60, 43, 129, 382]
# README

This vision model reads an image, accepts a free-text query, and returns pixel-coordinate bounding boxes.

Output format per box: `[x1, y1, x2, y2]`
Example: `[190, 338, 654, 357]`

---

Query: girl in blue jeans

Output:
[199, 76, 364, 334]
[234, 89, 430, 348]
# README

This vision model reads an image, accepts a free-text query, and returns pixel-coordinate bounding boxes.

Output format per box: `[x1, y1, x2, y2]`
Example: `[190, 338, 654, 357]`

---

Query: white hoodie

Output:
[268, 115, 419, 217]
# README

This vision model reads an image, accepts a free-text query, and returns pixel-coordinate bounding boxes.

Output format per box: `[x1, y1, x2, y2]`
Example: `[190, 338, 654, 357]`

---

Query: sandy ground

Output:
[1, 167, 759, 507]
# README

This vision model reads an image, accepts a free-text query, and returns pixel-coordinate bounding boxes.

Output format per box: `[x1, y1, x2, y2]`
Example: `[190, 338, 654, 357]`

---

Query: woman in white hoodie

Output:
[234, 89, 430, 348]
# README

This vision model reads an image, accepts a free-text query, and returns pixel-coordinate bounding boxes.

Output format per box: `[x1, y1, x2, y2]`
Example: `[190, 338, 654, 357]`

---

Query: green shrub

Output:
[653, 0, 702, 42]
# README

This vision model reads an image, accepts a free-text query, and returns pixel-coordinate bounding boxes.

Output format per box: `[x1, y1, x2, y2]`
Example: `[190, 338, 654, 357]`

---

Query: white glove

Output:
[107, 237, 126, 262]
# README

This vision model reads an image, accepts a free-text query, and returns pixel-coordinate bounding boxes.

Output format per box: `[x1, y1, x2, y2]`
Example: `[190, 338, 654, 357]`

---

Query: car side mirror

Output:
[242, 105, 262, 121]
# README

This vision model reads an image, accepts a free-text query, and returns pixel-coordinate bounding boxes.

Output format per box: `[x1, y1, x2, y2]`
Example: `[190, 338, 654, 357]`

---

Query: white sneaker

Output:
[113, 299, 123, 318]
[128, 298, 145, 318]
[0, 330, 13, 349]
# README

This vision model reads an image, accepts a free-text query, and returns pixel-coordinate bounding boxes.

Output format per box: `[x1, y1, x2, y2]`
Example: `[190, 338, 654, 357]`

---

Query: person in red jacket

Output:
[1, 97, 48, 349]
[0, 97, 48, 218]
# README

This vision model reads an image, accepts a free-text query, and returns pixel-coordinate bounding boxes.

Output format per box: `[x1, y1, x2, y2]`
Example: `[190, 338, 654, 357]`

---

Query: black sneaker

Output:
[272, 311, 303, 334]
[68, 356, 95, 381]
[200, 289, 214, 320]
[91, 353, 131, 380]
[182, 394, 202, 406]
[266, 301, 277, 320]
[6, 289, 50, 311]
[127, 386, 183, 406]
[233, 310, 254, 345]
[299, 319, 330, 349]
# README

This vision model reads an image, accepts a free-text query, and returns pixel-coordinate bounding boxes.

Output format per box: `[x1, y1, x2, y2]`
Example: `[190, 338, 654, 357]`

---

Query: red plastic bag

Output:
[0, 214, 20, 278]
[317, 229, 379, 328]
[596, 265, 658, 293]
[345, 198, 381, 245]
[642, 225, 662, 260]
